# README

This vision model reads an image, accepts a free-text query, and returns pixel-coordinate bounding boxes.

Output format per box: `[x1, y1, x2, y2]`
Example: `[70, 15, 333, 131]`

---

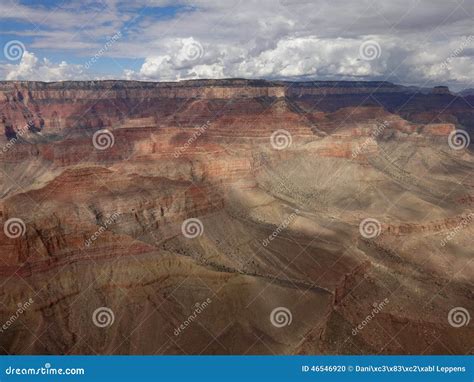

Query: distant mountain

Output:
[458, 88, 474, 97]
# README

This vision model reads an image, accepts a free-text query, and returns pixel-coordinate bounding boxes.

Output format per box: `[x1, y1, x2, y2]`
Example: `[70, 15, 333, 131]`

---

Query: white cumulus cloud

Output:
[3, 51, 86, 81]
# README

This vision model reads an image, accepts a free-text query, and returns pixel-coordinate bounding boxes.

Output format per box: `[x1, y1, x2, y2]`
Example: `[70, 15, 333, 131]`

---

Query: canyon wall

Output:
[0, 80, 472, 355]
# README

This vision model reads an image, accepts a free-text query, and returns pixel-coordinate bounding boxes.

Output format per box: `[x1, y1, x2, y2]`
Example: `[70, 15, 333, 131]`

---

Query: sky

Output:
[0, 0, 473, 90]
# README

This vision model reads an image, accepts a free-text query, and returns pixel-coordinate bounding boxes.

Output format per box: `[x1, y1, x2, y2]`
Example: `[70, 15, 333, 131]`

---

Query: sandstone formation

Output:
[0, 79, 472, 355]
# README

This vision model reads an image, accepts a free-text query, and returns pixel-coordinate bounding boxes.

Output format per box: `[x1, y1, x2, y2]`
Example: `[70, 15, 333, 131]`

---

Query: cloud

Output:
[118, 1, 474, 89]
[3, 51, 86, 81]
[1, 0, 473, 89]
[125, 37, 223, 80]
[0, 0, 124, 35]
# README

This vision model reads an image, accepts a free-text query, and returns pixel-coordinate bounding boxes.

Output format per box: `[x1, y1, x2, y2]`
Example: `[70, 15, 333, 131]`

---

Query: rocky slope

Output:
[0, 79, 472, 355]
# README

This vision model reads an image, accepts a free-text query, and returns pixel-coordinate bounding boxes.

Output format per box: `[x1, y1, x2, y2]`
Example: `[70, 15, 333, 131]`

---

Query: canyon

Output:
[0, 79, 472, 355]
